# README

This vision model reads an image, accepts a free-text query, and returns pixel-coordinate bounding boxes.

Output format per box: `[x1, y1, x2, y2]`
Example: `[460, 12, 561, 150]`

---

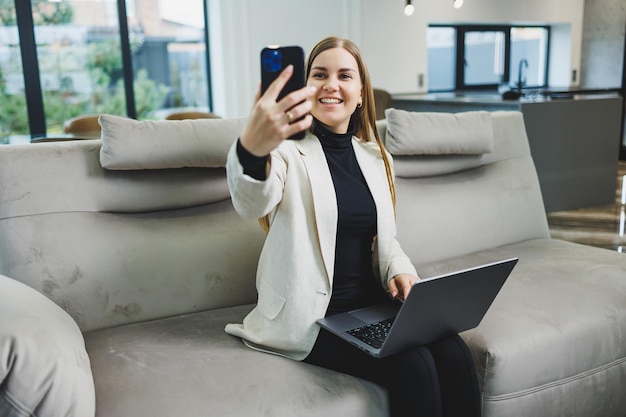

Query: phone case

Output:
[261, 45, 306, 139]
[261, 45, 305, 99]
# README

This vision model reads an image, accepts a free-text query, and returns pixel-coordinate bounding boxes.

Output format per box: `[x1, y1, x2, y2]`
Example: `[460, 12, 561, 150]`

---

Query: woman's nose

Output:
[323, 79, 338, 92]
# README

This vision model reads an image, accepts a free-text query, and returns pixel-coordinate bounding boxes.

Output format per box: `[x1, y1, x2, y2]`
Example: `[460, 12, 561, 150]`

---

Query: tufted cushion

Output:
[0, 274, 95, 417]
[384, 108, 493, 155]
[99, 114, 247, 170]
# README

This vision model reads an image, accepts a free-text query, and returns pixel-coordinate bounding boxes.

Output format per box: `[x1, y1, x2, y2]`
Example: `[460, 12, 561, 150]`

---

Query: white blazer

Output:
[224, 132, 417, 360]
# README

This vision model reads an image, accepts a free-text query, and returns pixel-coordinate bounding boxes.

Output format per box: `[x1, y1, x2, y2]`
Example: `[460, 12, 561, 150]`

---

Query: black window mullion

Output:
[502, 28, 511, 86]
[203, 0, 213, 112]
[619, 18, 626, 160]
[455, 28, 465, 90]
[543, 26, 551, 89]
[15, 0, 45, 137]
[117, 0, 136, 119]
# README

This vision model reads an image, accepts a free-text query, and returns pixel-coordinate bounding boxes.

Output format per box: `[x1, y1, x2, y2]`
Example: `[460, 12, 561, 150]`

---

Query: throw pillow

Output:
[384, 109, 493, 155]
[99, 114, 247, 170]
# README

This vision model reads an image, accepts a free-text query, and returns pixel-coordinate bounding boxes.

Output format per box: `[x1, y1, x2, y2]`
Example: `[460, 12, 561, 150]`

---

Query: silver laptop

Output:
[316, 257, 518, 358]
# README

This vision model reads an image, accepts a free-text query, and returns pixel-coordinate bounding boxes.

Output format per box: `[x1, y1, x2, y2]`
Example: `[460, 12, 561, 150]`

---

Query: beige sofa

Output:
[1, 110, 624, 417]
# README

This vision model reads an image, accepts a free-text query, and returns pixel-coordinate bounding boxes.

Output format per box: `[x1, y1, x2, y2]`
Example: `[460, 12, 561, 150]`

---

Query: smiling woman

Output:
[225, 36, 482, 417]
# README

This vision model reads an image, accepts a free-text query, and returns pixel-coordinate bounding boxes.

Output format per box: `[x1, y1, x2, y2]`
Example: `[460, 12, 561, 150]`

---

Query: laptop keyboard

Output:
[346, 317, 395, 349]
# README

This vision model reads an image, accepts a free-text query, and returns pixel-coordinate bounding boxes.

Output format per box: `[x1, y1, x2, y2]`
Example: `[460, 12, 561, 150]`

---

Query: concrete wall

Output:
[580, 0, 626, 89]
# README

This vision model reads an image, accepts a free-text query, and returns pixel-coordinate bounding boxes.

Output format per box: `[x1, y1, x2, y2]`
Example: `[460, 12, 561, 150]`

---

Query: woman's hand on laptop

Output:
[388, 274, 420, 301]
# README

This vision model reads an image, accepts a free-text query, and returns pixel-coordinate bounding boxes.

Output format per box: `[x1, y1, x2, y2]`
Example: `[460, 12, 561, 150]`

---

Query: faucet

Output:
[517, 59, 528, 91]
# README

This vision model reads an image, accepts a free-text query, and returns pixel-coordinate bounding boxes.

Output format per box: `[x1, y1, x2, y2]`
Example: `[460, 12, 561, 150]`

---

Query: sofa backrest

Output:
[380, 110, 550, 266]
[0, 110, 549, 331]
[0, 130, 265, 332]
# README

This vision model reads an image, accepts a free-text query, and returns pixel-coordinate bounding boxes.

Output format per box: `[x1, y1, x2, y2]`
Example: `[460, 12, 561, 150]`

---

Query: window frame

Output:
[429, 23, 551, 93]
[456, 25, 510, 91]
[11, 0, 213, 138]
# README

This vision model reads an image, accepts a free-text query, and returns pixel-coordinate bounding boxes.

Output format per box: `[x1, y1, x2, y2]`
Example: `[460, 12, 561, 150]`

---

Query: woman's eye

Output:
[311, 72, 326, 79]
[340, 73, 352, 79]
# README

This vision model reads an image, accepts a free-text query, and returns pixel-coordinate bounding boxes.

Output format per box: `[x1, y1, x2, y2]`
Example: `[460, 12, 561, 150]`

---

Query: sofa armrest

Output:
[0, 274, 95, 417]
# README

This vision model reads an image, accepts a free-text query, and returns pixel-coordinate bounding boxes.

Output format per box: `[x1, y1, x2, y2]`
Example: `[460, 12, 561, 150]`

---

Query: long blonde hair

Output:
[259, 36, 395, 233]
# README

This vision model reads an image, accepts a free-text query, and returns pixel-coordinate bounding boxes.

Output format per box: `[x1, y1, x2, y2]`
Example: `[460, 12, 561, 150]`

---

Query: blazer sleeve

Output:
[226, 141, 287, 219]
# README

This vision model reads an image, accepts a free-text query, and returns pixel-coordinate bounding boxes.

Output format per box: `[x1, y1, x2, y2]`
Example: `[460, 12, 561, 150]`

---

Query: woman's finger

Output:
[284, 114, 313, 138]
[278, 86, 317, 115]
[280, 90, 315, 123]
[388, 278, 399, 299]
[262, 65, 294, 102]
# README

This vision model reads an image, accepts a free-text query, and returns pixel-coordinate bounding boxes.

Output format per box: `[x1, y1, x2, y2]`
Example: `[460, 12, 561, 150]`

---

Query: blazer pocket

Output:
[257, 279, 286, 320]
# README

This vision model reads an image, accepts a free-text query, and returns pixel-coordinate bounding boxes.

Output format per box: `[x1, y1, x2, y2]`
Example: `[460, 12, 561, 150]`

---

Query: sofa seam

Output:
[483, 356, 626, 402]
[479, 350, 491, 410]
[0, 199, 229, 221]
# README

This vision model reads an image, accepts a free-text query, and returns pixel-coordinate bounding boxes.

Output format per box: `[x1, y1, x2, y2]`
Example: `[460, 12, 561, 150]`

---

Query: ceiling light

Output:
[404, 0, 414, 16]
[453, 0, 464, 8]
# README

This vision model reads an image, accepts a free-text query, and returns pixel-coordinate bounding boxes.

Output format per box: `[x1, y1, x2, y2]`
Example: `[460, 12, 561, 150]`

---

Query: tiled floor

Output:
[547, 161, 626, 253]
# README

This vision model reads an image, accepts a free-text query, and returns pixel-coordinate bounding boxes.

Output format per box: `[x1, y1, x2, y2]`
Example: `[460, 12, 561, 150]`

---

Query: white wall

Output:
[208, 0, 358, 118]
[209, 0, 585, 118]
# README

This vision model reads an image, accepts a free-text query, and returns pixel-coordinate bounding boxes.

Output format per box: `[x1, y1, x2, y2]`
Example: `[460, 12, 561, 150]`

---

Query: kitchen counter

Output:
[390, 91, 623, 213]
[392, 90, 620, 111]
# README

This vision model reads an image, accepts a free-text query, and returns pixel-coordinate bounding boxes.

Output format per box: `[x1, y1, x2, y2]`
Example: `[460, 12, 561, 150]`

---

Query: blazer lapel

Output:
[295, 136, 337, 284]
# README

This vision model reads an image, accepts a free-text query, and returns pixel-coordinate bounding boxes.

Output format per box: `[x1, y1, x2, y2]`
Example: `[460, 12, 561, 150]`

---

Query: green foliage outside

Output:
[0, 67, 28, 141]
[0, 0, 169, 142]
[0, 0, 73, 25]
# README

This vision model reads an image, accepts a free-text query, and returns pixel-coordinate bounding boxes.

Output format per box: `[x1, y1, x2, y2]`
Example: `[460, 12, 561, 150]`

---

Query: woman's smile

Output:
[319, 97, 343, 105]
[307, 47, 362, 133]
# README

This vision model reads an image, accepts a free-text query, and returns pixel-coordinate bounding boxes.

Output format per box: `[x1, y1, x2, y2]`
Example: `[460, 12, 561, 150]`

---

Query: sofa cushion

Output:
[0, 274, 95, 417]
[0, 141, 232, 219]
[84, 305, 388, 417]
[415, 239, 626, 417]
[99, 114, 246, 170]
[381, 109, 495, 178]
[384, 108, 493, 156]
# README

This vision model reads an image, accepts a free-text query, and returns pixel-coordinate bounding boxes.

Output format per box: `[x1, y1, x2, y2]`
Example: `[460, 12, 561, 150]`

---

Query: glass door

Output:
[0, 0, 28, 143]
[33, 0, 126, 134]
[133, 0, 210, 118]
[1, 0, 212, 143]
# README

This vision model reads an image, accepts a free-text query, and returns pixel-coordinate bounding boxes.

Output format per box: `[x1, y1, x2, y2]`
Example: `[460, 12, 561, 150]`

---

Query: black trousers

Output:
[304, 329, 481, 417]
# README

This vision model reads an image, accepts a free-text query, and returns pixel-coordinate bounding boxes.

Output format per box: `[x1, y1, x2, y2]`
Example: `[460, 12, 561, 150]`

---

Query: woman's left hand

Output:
[388, 273, 420, 301]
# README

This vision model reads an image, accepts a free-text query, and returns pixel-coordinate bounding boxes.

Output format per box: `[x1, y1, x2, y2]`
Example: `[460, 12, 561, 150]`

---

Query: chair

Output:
[63, 114, 102, 139]
[165, 111, 220, 120]
[373, 89, 392, 120]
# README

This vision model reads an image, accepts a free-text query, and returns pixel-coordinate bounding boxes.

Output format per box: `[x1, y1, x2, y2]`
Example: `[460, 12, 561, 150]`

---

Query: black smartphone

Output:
[260, 45, 306, 139]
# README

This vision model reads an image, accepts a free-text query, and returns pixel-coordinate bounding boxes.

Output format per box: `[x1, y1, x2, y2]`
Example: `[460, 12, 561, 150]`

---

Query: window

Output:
[427, 24, 549, 92]
[510, 27, 549, 88]
[0, 4, 28, 143]
[35, 1, 127, 136]
[427, 27, 455, 91]
[1, 0, 212, 144]
[461, 28, 507, 88]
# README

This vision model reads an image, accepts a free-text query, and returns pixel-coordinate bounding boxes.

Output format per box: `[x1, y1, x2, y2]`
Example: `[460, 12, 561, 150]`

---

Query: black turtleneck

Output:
[235, 120, 387, 316]
[312, 121, 386, 316]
